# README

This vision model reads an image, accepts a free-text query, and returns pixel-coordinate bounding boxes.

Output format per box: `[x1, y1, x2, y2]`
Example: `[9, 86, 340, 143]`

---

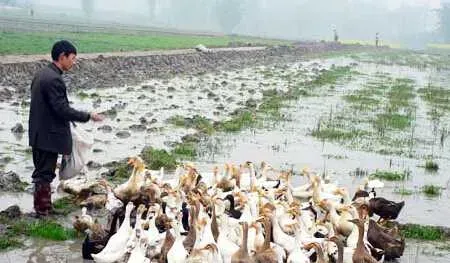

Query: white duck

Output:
[127, 204, 147, 252]
[167, 217, 188, 263]
[91, 202, 134, 263]
[271, 209, 296, 253]
[127, 237, 150, 263]
[99, 179, 123, 214]
[216, 217, 240, 263]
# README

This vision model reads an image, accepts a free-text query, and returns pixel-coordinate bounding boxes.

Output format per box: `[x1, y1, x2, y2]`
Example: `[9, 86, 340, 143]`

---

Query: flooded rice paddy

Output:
[1, 50, 450, 262]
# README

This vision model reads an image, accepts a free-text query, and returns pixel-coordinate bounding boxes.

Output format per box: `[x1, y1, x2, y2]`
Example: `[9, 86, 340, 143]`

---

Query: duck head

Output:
[128, 156, 146, 173]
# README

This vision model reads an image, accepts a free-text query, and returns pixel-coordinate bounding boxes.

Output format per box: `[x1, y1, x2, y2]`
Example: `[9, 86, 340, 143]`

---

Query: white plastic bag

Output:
[59, 123, 94, 180]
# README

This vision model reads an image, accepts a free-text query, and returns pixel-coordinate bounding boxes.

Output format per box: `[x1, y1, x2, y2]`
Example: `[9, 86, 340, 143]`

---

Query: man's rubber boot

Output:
[33, 182, 52, 217]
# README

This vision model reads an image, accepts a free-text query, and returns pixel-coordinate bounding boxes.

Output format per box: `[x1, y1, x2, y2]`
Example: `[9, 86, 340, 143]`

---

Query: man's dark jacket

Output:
[29, 63, 90, 154]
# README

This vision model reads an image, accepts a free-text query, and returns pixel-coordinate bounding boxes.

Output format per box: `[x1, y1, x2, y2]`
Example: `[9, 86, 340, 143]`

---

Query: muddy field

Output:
[1, 46, 450, 262]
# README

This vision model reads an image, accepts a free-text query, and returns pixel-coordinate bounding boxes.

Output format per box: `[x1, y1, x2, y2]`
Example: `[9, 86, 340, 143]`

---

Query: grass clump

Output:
[0, 216, 77, 243]
[370, 170, 407, 181]
[311, 127, 367, 141]
[344, 94, 379, 107]
[310, 66, 352, 86]
[216, 111, 256, 132]
[141, 147, 178, 170]
[425, 159, 439, 171]
[112, 162, 132, 179]
[374, 113, 411, 130]
[401, 224, 444, 240]
[394, 187, 414, 196]
[25, 220, 77, 240]
[0, 236, 22, 250]
[422, 184, 441, 196]
[76, 91, 90, 100]
[168, 115, 215, 135]
[52, 196, 78, 216]
[172, 142, 197, 160]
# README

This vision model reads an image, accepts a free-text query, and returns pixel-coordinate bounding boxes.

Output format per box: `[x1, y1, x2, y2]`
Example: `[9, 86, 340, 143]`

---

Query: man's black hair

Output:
[51, 40, 77, 61]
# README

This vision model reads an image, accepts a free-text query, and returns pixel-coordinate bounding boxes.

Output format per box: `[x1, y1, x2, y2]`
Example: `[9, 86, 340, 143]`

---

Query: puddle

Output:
[1, 52, 450, 261]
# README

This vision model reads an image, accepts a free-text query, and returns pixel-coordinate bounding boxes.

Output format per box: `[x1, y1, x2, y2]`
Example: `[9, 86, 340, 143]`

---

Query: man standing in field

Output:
[28, 40, 104, 217]
[376, 32, 380, 47]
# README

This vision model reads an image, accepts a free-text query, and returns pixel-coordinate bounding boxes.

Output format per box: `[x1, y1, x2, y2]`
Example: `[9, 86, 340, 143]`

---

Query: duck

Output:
[91, 202, 134, 263]
[99, 179, 124, 214]
[253, 217, 277, 263]
[367, 219, 404, 260]
[223, 194, 242, 219]
[217, 217, 240, 263]
[327, 236, 344, 263]
[114, 157, 146, 203]
[368, 198, 405, 222]
[159, 219, 176, 263]
[320, 200, 353, 238]
[181, 202, 190, 232]
[187, 216, 221, 263]
[231, 222, 254, 263]
[216, 164, 236, 192]
[73, 207, 94, 233]
[303, 242, 326, 263]
[270, 209, 296, 254]
[211, 203, 220, 243]
[80, 194, 107, 209]
[127, 237, 150, 263]
[183, 204, 198, 253]
[167, 216, 188, 263]
[348, 218, 382, 263]
[73, 207, 108, 242]
[248, 222, 264, 253]
[127, 204, 147, 252]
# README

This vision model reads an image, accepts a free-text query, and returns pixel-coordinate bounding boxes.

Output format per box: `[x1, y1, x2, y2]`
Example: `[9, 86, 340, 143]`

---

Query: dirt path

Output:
[0, 46, 266, 64]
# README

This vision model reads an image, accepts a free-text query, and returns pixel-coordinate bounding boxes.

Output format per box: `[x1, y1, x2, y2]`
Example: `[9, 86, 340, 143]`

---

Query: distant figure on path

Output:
[28, 40, 104, 217]
[375, 32, 380, 47]
[334, 29, 339, 43]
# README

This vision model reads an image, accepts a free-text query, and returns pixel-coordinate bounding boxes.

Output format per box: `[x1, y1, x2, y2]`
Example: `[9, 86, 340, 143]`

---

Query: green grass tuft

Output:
[25, 220, 78, 241]
[141, 147, 178, 170]
[310, 66, 352, 86]
[172, 142, 197, 160]
[394, 187, 414, 196]
[425, 160, 439, 171]
[0, 237, 22, 250]
[311, 127, 368, 141]
[52, 196, 78, 215]
[168, 115, 215, 135]
[423, 184, 441, 196]
[401, 224, 444, 240]
[216, 111, 256, 132]
[370, 170, 407, 181]
[374, 113, 411, 130]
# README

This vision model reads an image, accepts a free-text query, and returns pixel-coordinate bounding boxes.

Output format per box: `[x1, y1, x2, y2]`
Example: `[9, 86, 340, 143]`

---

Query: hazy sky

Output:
[31, 0, 441, 12]
[19, 0, 445, 45]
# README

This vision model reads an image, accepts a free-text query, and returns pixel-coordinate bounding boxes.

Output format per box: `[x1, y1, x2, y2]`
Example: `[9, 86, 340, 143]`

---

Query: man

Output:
[333, 29, 339, 43]
[28, 40, 104, 217]
[375, 32, 380, 48]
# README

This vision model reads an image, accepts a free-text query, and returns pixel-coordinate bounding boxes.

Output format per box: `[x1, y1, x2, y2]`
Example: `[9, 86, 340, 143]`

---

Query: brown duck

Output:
[254, 217, 277, 263]
[231, 222, 255, 263]
[348, 218, 380, 263]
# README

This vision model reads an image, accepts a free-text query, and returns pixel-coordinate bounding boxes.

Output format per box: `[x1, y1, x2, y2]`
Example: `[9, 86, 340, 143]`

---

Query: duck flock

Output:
[73, 156, 406, 263]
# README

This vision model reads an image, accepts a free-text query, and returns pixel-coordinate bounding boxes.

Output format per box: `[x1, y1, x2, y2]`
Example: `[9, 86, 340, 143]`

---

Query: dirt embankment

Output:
[0, 42, 380, 101]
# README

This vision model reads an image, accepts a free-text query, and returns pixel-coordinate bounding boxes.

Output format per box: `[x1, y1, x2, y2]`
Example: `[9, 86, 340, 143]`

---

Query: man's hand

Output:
[90, 112, 105, 122]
